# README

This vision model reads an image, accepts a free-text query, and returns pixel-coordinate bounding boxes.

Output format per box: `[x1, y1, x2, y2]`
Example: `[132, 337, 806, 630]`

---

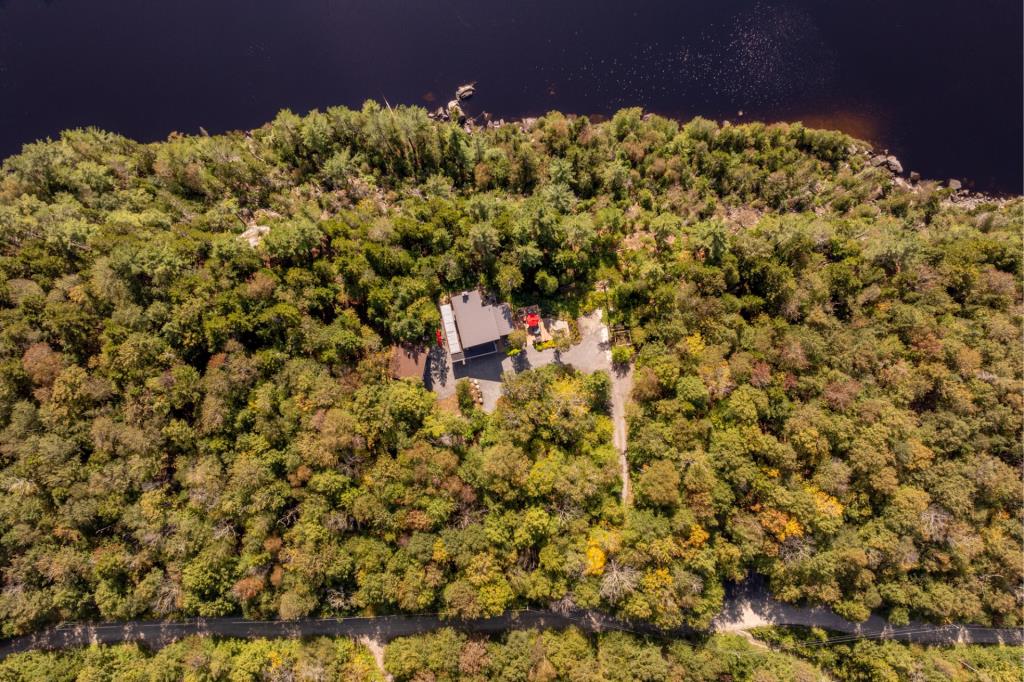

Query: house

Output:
[389, 344, 429, 381]
[439, 290, 514, 364]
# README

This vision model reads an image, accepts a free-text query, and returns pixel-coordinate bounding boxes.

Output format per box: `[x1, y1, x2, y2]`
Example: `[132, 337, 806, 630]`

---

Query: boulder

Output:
[446, 100, 465, 124]
[909, 171, 921, 184]
[869, 154, 903, 174]
[239, 225, 270, 248]
[948, 179, 962, 191]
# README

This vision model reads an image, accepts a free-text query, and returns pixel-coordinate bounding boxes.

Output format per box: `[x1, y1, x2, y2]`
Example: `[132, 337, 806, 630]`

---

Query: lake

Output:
[1, 0, 1020, 193]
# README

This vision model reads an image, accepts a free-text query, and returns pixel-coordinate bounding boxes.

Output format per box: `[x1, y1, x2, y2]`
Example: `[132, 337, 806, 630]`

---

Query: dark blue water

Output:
[1, 0, 1021, 192]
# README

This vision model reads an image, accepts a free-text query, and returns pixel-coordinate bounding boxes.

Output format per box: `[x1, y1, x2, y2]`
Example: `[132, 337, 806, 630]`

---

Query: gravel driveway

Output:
[429, 310, 634, 502]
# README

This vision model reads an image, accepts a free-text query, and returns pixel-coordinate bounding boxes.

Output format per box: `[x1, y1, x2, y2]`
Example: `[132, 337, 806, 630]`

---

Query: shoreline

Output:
[4, 103, 1019, 200]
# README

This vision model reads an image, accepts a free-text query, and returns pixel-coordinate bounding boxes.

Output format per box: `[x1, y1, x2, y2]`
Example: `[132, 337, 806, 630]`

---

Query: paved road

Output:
[0, 610, 664, 659]
[1, 599, 1020, 660]
[711, 581, 1023, 646]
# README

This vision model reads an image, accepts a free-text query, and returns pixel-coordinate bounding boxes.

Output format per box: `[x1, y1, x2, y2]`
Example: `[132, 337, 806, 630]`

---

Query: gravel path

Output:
[610, 364, 633, 504]
[358, 634, 391, 681]
[557, 310, 633, 504]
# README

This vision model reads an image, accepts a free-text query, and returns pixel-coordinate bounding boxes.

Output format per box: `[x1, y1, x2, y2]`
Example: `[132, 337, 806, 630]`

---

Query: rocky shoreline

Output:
[433, 83, 1011, 203]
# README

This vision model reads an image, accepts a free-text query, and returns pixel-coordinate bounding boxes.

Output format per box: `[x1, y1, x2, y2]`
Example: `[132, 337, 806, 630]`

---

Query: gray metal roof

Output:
[450, 290, 513, 349]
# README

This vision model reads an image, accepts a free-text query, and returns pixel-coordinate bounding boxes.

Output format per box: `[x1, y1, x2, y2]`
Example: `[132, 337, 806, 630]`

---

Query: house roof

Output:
[439, 303, 462, 355]
[450, 290, 513, 349]
[389, 344, 429, 380]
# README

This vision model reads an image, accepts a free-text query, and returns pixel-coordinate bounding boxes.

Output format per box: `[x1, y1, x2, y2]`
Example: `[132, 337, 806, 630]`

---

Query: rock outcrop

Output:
[239, 225, 269, 248]
[870, 153, 903, 175]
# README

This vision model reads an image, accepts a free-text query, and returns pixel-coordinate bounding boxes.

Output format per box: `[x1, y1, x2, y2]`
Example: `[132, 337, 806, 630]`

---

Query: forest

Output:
[0, 636, 382, 681]
[383, 626, 1024, 682]
[0, 102, 1019, 639]
[1, 629, 1020, 681]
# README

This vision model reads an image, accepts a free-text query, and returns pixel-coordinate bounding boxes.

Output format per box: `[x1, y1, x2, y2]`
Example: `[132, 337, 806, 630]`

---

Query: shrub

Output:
[456, 379, 475, 413]
[611, 345, 635, 366]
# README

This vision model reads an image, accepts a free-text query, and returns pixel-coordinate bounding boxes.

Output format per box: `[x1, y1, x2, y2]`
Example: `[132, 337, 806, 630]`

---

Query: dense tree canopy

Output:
[384, 627, 825, 682]
[0, 629, 1019, 681]
[383, 627, 1023, 682]
[0, 102, 1019, 639]
[0, 636, 380, 681]
[620, 198, 1022, 626]
[755, 626, 1024, 682]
